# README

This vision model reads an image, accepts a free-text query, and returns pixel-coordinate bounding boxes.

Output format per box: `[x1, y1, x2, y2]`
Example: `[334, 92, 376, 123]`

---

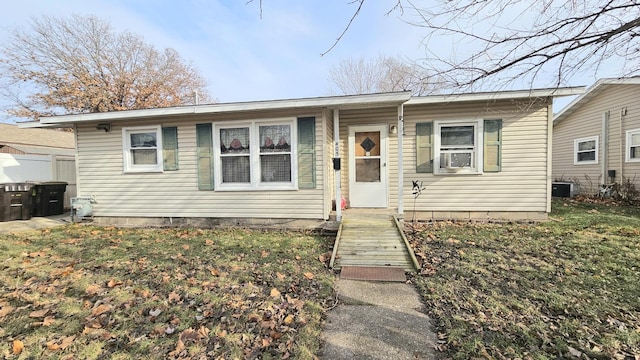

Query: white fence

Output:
[0, 153, 77, 209]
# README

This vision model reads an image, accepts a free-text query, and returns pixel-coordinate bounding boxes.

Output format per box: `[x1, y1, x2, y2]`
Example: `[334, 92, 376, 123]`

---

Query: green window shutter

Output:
[297, 117, 316, 189]
[162, 127, 179, 171]
[196, 123, 214, 190]
[484, 119, 502, 172]
[416, 122, 433, 173]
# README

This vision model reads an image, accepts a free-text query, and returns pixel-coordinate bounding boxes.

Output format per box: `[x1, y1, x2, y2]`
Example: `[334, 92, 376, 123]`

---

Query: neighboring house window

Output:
[162, 127, 179, 171]
[122, 126, 163, 173]
[433, 120, 481, 174]
[214, 119, 296, 190]
[626, 129, 640, 162]
[574, 136, 598, 165]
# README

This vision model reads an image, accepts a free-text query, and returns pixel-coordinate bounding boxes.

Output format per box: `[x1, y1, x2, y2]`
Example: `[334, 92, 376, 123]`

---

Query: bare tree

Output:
[388, 0, 640, 90]
[328, 55, 434, 95]
[0, 14, 211, 120]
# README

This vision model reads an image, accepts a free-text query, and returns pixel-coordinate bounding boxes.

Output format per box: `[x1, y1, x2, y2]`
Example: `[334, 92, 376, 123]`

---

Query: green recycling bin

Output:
[31, 182, 68, 217]
[0, 183, 34, 222]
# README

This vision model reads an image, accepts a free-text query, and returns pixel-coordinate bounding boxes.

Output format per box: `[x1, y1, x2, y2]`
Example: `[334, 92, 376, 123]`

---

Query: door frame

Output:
[347, 124, 389, 208]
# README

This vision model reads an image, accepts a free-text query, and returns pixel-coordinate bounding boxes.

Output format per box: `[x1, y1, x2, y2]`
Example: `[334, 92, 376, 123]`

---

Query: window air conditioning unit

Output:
[444, 151, 473, 169]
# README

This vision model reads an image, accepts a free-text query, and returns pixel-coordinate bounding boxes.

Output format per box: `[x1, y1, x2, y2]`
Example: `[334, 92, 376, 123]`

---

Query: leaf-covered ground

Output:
[407, 199, 640, 359]
[0, 226, 335, 359]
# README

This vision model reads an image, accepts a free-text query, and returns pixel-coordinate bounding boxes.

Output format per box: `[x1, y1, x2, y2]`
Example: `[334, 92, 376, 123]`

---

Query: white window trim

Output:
[122, 125, 163, 173]
[433, 119, 483, 175]
[574, 136, 598, 165]
[625, 129, 640, 163]
[213, 118, 298, 191]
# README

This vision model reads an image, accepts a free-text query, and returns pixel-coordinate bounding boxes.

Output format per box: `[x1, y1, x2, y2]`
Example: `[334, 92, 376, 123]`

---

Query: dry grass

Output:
[407, 199, 640, 359]
[0, 225, 335, 359]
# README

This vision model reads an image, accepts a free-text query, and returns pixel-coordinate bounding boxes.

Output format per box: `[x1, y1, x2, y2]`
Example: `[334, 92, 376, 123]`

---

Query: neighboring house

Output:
[0, 123, 77, 208]
[553, 78, 640, 195]
[22, 87, 582, 224]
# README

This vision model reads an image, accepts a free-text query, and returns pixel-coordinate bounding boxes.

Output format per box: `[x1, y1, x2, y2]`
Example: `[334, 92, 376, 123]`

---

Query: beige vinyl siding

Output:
[402, 99, 551, 212]
[75, 110, 328, 219]
[553, 84, 640, 194]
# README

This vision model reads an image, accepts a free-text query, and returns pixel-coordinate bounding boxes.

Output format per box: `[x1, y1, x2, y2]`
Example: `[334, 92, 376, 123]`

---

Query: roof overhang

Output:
[19, 92, 413, 128]
[406, 86, 585, 105]
[554, 77, 640, 125]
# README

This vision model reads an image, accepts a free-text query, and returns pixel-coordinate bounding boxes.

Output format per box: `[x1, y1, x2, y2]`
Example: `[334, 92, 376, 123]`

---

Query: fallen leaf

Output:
[318, 251, 331, 263]
[303, 272, 314, 280]
[168, 291, 182, 303]
[276, 272, 286, 280]
[182, 244, 190, 250]
[283, 314, 295, 325]
[270, 288, 281, 298]
[42, 316, 55, 326]
[107, 279, 122, 288]
[205, 239, 214, 245]
[85, 284, 101, 296]
[47, 336, 75, 351]
[261, 250, 270, 258]
[91, 304, 112, 316]
[29, 309, 49, 318]
[0, 303, 14, 318]
[149, 308, 162, 317]
[12, 339, 24, 355]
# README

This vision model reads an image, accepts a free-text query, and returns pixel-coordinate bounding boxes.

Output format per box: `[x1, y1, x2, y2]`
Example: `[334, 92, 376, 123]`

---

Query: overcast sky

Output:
[0, 0, 621, 123]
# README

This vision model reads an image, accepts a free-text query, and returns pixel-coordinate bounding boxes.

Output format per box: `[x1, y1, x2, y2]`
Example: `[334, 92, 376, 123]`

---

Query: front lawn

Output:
[0, 226, 335, 359]
[408, 199, 640, 359]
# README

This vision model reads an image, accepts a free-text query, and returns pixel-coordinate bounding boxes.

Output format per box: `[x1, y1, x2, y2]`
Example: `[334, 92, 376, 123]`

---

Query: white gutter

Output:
[30, 92, 412, 125]
[407, 86, 584, 105]
[602, 111, 609, 184]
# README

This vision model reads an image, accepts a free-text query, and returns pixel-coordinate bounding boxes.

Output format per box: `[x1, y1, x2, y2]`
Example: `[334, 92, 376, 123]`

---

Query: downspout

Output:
[397, 104, 404, 217]
[333, 109, 342, 222]
[620, 107, 625, 181]
[601, 111, 609, 184]
[546, 99, 553, 213]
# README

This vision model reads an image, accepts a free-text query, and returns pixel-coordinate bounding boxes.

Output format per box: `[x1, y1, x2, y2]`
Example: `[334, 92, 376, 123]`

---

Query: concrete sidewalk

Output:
[320, 279, 436, 359]
[0, 213, 70, 234]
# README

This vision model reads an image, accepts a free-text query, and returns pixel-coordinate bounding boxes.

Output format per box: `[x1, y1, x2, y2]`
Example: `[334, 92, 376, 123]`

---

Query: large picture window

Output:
[123, 126, 163, 173]
[215, 120, 296, 190]
[574, 136, 598, 165]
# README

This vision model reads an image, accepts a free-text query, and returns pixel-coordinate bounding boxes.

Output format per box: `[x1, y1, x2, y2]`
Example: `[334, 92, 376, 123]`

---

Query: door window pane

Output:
[355, 131, 380, 156]
[356, 159, 380, 182]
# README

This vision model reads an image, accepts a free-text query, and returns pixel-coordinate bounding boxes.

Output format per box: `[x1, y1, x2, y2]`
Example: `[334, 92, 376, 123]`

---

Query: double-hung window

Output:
[626, 129, 640, 162]
[123, 126, 163, 173]
[433, 120, 482, 174]
[215, 119, 296, 190]
[574, 136, 598, 165]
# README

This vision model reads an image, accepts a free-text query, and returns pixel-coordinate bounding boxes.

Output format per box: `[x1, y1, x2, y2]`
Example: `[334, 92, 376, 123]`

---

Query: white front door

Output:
[348, 125, 388, 208]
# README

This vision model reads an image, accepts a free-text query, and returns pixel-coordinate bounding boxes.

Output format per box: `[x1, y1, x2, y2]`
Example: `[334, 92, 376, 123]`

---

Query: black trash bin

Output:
[0, 183, 34, 222]
[31, 181, 68, 217]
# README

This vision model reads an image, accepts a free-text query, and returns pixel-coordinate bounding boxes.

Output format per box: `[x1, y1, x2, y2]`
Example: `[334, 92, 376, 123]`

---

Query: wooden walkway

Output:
[331, 209, 417, 272]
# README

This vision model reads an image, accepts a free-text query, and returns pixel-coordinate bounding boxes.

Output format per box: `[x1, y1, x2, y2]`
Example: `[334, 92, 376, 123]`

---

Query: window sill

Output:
[573, 161, 598, 165]
[214, 185, 298, 191]
[433, 169, 482, 176]
[123, 168, 164, 174]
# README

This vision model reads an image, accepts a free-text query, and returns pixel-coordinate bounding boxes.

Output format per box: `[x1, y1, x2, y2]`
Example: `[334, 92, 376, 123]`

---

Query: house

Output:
[0, 123, 77, 208]
[553, 78, 640, 196]
[21, 87, 582, 225]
